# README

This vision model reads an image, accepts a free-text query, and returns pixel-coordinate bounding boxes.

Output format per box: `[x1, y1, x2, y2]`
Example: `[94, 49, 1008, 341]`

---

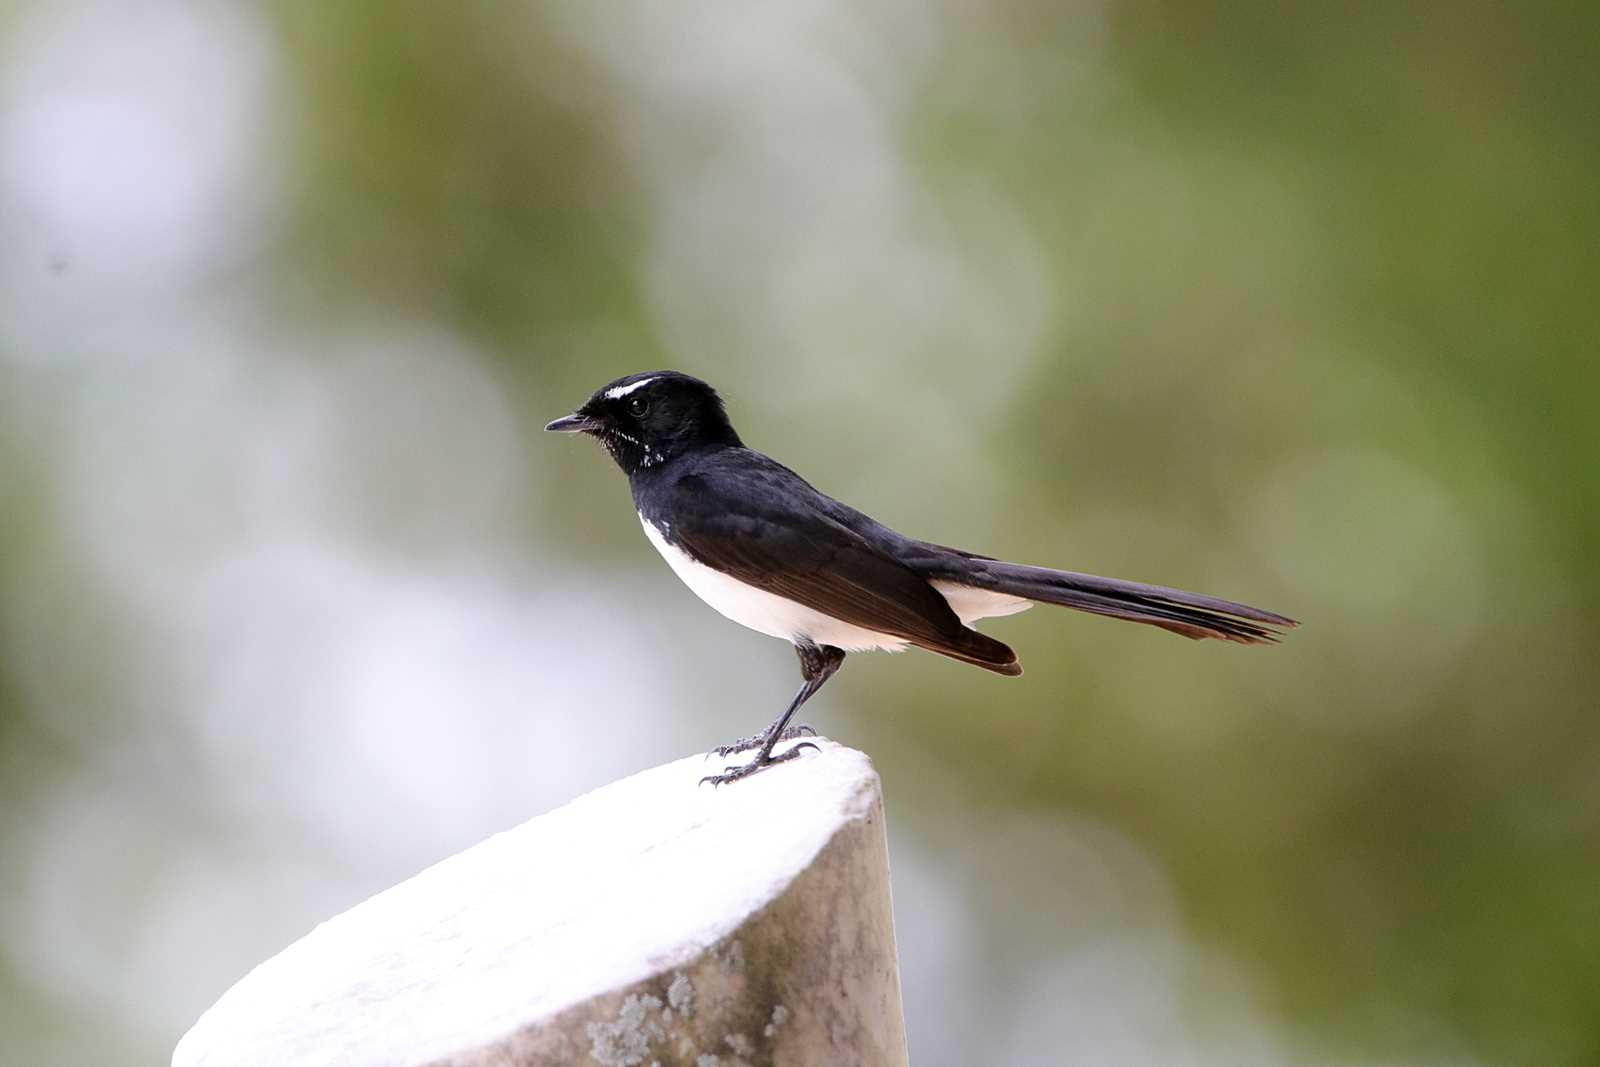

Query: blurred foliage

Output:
[272, 2, 658, 398]
[2, 1, 1597, 1065]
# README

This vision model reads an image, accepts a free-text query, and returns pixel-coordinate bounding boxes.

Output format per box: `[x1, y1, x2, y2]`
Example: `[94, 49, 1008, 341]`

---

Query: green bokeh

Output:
[2, 2, 1596, 1064]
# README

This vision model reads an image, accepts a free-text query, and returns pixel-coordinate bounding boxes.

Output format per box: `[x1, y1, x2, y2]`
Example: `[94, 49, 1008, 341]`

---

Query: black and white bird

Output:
[546, 371, 1296, 786]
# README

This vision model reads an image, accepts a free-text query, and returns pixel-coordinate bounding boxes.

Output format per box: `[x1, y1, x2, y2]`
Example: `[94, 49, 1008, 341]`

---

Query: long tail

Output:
[956, 559, 1296, 645]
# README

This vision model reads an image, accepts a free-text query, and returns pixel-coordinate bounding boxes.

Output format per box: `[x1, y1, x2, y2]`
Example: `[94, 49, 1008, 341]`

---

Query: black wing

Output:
[661, 455, 1020, 675]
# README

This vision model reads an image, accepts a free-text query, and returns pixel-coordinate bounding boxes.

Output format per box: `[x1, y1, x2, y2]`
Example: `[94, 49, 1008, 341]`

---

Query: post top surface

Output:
[174, 740, 882, 1067]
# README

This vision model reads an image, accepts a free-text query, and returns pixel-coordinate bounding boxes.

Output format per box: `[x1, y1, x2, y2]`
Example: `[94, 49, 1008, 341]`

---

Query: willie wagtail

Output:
[547, 371, 1296, 786]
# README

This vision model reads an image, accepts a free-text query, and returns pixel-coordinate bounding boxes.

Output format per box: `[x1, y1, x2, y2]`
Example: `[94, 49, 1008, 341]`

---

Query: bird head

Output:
[544, 371, 743, 475]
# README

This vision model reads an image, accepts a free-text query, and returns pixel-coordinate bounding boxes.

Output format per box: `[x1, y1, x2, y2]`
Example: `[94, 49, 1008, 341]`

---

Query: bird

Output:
[545, 371, 1296, 786]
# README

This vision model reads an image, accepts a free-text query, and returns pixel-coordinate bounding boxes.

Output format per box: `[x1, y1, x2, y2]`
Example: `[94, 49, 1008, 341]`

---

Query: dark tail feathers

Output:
[913, 628, 1024, 677]
[972, 562, 1296, 645]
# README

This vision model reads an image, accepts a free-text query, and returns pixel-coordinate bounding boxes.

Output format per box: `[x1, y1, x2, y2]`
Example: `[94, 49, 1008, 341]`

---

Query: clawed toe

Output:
[711, 723, 817, 758]
[698, 741, 819, 787]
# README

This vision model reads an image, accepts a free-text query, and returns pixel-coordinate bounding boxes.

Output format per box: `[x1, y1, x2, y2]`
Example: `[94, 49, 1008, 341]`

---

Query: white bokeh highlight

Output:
[0, 1, 284, 362]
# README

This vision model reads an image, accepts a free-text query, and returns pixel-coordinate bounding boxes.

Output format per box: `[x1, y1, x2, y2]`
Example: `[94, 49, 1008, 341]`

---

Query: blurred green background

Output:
[2, 2, 1596, 1064]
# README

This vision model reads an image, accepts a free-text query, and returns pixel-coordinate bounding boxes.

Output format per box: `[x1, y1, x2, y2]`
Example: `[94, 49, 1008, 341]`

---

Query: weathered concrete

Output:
[173, 739, 907, 1067]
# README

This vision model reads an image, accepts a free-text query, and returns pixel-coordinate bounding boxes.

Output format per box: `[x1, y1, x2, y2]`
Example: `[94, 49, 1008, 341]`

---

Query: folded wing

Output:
[665, 471, 1022, 674]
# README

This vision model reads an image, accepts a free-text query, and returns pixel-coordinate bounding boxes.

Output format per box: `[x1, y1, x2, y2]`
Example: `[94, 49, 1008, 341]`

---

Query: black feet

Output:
[711, 723, 816, 758]
[700, 642, 843, 788]
[699, 741, 820, 788]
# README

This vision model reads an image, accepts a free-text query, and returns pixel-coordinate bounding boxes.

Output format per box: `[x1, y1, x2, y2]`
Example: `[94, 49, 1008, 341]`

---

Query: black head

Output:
[544, 371, 743, 475]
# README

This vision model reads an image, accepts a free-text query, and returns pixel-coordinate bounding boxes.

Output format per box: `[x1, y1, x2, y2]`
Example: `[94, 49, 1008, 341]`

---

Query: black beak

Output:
[544, 412, 601, 434]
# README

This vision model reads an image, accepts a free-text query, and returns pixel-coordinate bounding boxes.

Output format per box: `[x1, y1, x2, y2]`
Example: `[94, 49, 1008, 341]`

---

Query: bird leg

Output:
[701, 643, 845, 787]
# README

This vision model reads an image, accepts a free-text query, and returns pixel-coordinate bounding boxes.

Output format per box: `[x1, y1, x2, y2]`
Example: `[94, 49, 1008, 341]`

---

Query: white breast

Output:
[639, 516, 909, 652]
[639, 515, 1033, 652]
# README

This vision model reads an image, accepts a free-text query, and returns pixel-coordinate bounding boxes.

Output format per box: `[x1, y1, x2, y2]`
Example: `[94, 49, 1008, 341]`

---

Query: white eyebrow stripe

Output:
[604, 377, 656, 400]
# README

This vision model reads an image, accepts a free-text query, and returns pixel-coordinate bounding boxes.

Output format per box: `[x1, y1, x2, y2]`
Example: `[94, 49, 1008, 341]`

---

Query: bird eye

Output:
[627, 397, 649, 417]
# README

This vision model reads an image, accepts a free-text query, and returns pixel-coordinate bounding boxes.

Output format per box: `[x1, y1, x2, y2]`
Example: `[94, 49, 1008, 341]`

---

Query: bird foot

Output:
[710, 723, 816, 759]
[699, 741, 820, 787]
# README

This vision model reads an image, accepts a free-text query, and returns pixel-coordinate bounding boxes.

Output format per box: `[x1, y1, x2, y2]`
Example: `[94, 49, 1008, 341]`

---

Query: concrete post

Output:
[173, 740, 908, 1067]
